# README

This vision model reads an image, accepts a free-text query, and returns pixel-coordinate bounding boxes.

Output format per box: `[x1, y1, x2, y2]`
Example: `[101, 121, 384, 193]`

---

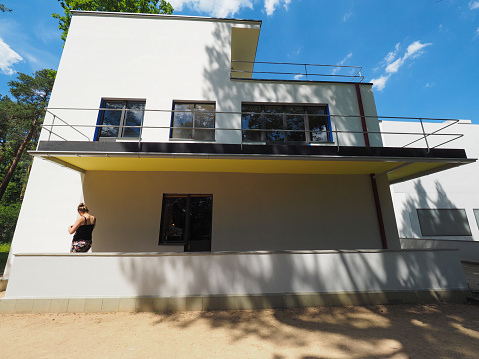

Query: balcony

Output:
[230, 60, 364, 83]
[31, 107, 474, 184]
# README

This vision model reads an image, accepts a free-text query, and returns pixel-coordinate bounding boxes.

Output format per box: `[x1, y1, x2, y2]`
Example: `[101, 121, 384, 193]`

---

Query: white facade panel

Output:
[43, 13, 378, 147]
[5, 249, 467, 299]
[381, 121, 479, 260]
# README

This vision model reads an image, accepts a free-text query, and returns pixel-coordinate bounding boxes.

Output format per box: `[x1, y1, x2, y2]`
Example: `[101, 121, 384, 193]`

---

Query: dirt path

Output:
[1, 304, 479, 359]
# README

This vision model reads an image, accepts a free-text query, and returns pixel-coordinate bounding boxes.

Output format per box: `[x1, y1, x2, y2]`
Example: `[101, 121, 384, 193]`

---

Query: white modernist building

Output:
[381, 120, 479, 262]
[0, 11, 474, 313]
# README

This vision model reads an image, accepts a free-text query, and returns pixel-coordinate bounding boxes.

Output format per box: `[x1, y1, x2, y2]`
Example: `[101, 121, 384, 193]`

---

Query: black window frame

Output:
[417, 208, 472, 236]
[170, 101, 216, 141]
[96, 99, 146, 140]
[158, 194, 213, 246]
[241, 103, 332, 144]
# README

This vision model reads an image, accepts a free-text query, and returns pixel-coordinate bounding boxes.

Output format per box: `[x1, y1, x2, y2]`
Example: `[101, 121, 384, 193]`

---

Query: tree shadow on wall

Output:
[399, 179, 472, 241]
[115, 24, 477, 359]
[200, 22, 364, 147]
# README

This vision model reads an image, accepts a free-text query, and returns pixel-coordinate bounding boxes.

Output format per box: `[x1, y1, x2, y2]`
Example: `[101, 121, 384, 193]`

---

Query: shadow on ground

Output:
[148, 303, 479, 359]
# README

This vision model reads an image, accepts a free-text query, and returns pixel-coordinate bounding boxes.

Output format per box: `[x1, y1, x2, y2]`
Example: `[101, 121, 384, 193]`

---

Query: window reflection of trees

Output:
[171, 103, 215, 140]
[241, 104, 330, 143]
[159, 194, 213, 245]
[99, 100, 145, 138]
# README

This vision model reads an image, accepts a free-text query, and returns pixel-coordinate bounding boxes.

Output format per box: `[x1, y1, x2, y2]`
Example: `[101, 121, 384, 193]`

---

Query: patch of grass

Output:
[0, 243, 11, 276]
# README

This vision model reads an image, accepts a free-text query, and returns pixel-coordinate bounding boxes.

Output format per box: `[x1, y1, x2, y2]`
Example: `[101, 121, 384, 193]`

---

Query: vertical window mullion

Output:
[184, 195, 191, 250]
[282, 105, 287, 142]
[192, 104, 196, 140]
[304, 106, 311, 143]
[260, 105, 266, 142]
[119, 101, 127, 137]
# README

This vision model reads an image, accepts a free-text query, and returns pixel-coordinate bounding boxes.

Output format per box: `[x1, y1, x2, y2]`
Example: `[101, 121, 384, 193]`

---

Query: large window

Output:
[417, 209, 472, 236]
[97, 100, 146, 139]
[170, 102, 215, 141]
[159, 194, 213, 252]
[241, 103, 331, 143]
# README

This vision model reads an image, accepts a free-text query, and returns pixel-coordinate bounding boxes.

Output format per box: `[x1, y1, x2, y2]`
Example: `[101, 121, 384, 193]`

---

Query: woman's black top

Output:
[73, 216, 95, 241]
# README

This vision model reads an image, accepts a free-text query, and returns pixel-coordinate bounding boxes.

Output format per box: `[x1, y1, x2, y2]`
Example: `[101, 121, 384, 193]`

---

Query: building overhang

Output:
[231, 27, 261, 79]
[30, 142, 475, 184]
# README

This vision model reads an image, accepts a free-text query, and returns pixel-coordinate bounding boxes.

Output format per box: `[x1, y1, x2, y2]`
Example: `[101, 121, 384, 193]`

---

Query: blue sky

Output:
[1, 0, 478, 122]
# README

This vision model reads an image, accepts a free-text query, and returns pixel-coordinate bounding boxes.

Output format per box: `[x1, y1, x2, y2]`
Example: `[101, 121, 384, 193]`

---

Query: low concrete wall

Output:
[4, 249, 468, 302]
[401, 238, 479, 263]
[0, 290, 468, 314]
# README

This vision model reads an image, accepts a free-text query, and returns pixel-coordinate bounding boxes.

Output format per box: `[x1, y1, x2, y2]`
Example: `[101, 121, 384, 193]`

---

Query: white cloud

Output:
[169, 0, 253, 17]
[169, 0, 291, 17]
[343, 10, 352, 22]
[0, 37, 23, 75]
[331, 52, 352, 75]
[403, 40, 431, 60]
[371, 40, 431, 91]
[385, 58, 403, 74]
[383, 43, 400, 65]
[475, 27, 479, 38]
[264, 0, 291, 16]
[294, 74, 304, 80]
[370, 75, 390, 91]
[469, 1, 479, 10]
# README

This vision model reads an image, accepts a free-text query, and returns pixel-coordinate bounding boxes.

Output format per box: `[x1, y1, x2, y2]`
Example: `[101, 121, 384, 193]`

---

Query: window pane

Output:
[123, 102, 145, 138]
[100, 101, 123, 138]
[242, 104, 262, 142]
[417, 209, 472, 236]
[307, 106, 329, 142]
[189, 196, 213, 242]
[194, 104, 215, 140]
[264, 105, 284, 142]
[285, 106, 306, 142]
[161, 196, 187, 243]
[475, 209, 479, 229]
[171, 103, 194, 139]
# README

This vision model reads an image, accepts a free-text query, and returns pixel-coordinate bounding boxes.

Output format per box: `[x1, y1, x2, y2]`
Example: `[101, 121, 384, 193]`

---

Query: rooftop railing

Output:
[41, 107, 466, 153]
[230, 60, 364, 82]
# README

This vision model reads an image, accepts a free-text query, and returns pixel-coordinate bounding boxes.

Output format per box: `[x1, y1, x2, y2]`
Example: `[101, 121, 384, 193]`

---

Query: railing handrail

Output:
[232, 60, 362, 69]
[44, 107, 470, 123]
[40, 107, 469, 151]
[230, 60, 364, 82]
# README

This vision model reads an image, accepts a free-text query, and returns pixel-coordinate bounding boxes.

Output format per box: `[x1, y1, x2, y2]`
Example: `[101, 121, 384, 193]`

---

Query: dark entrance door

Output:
[159, 194, 213, 252]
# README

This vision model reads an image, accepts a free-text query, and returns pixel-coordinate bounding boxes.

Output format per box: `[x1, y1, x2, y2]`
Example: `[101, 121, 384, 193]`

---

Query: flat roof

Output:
[70, 10, 262, 26]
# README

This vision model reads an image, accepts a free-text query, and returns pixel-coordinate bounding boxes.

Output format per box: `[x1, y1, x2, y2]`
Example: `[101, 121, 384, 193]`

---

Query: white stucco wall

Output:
[3, 159, 84, 279]
[380, 121, 479, 256]
[5, 249, 467, 299]
[43, 12, 380, 147]
[82, 171, 385, 252]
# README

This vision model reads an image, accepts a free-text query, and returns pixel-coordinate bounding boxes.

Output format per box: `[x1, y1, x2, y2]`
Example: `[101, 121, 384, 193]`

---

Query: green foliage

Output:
[0, 242, 10, 275]
[0, 69, 57, 244]
[52, 0, 174, 42]
[0, 242, 11, 252]
[8, 69, 57, 107]
[0, 4, 12, 12]
[0, 203, 20, 243]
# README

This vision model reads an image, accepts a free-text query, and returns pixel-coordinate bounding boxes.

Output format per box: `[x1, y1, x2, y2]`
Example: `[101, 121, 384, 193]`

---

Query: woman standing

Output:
[68, 203, 96, 253]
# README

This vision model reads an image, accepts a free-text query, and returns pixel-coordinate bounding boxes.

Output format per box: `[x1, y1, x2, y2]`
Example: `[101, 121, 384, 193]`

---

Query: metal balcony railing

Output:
[41, 107, 466, 153]
[230, 61, 364, 82]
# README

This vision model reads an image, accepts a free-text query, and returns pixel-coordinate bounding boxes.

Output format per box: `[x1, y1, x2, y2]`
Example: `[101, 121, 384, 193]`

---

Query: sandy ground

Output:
[1, 304, 479, 359]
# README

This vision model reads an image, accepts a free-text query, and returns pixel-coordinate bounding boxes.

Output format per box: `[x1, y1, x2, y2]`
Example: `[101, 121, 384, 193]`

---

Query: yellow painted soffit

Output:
[53, 156, 402, 175]
[231, 27, 260, 79]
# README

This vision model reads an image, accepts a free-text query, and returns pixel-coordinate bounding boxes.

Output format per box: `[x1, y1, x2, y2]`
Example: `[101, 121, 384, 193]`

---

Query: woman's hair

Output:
[77, 203, 89, 213]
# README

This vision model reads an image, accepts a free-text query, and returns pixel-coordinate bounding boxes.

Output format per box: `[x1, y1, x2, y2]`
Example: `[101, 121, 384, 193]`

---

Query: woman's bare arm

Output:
[68, 217, 84, 234]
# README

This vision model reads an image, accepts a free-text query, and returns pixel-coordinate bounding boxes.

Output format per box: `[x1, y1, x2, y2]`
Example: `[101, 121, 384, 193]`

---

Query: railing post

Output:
[304, 64, 308, 81]
[334, 120, 340, 152]
[419, 117, 430, 153]
[49, 114, 56, 141]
